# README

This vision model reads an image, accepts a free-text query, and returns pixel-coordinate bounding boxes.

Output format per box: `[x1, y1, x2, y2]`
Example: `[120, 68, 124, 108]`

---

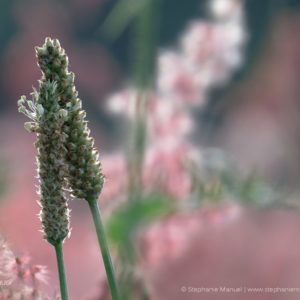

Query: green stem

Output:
[54, 242, 69, 300]
[88, 198, 122, 300]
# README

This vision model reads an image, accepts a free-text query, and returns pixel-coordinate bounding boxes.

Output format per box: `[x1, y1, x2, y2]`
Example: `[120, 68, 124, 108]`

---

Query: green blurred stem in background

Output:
[88, 198, 122, 300]
[132, 0, 160, 88]
[54, 242, 69, 300]
[128, 90, 148, 198]
[128, 0, 161, 199]
[102, 0, 162, 298]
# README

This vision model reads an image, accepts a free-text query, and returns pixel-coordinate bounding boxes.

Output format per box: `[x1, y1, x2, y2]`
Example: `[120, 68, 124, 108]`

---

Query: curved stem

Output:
[54, 242, 69, 300]
[88, 198, 121, 300]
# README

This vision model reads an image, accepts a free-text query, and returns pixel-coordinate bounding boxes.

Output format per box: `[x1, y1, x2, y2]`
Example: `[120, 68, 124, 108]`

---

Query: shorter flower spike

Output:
[36, 37, 105, 202]
[65, 100, 105, 201]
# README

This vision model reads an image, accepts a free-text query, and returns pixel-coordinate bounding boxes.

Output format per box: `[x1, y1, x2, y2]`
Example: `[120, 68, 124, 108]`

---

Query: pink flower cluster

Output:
[0, 239, 55, 300]
[158, 0, 246, 104]
[101, 0, 246, 202]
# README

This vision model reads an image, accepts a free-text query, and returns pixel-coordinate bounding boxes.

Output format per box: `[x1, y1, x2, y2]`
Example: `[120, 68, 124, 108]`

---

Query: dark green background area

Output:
[0, 0, 298, 115]
[98, 0, 299, 78]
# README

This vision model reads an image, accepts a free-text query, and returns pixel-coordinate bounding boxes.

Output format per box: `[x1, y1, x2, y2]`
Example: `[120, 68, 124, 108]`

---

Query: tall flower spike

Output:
[35, 38, 105, 202]
[18, 80, 71, 245]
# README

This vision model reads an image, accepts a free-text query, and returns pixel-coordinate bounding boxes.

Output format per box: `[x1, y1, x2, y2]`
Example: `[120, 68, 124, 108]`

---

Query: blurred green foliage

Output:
[187, 148, 283, 206]
[107, 193, 174, 252]
[0, 161, 8, 198]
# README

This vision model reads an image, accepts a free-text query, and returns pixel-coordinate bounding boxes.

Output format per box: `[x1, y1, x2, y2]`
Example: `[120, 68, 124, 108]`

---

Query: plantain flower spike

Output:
[18, 80, 71, 245]
[35, 37, 105, 202]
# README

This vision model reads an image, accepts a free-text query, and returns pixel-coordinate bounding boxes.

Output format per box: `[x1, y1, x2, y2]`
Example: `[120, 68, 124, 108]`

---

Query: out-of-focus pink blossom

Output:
[180, 22, 218, 65]
[138, 204, 242, 269]
[0, 239, 16, 279]
[147, 97, 194, 142]
[143, 144, 193, 199]
[100, 144, 197, 201]
[30, 264, 48, 285]
[106, 89, 138, 118]
[175, 0, 246, 95]
[0, 238, 51, 299]
[149, 111, 193, 143]
[139, 215, 202, 268]
[101, 154, 128, 205]
[157, 52, 204, 104]
[103, 0, 246, 202]
[181, 20, 246, 87]
[210, 0, 243, 20]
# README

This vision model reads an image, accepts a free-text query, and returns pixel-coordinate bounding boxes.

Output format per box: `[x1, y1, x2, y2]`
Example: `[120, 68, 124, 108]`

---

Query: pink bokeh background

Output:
[0, 0, 300, 299]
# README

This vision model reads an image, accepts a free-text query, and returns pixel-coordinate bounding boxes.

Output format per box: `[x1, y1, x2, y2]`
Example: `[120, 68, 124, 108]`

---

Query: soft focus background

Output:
[1, 0, 300, 299]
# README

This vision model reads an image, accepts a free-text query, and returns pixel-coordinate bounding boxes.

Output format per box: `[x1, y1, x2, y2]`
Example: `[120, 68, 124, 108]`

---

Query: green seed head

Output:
[18, 80, 71, 245]
[36, 37, 105, 201]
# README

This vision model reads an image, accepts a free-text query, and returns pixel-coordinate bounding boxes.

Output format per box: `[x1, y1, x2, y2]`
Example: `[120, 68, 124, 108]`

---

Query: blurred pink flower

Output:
[180, 22, 218, 65]
[210, 0, 243, 20]
[180, 21, 246, 88]
[0, 238, 51, 299]
[29, 264, 48, 285]
[102, 0, 246, 202]
[147, 97, 194, 142]
[157, 52, 204, 104]
[106, 89, 139, 118]
[138, 204, 242, 269]
[138, 214, 203, 268]
[0, 239, 16, 279]
[143, 144, 193, 199]
[101, 154, 128, 206]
